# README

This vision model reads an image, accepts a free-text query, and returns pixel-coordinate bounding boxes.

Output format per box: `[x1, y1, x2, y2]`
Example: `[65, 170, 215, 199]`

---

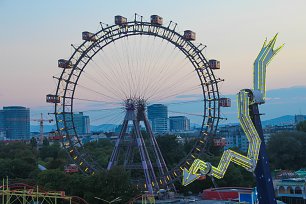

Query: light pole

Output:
[94, 196, 122, 204]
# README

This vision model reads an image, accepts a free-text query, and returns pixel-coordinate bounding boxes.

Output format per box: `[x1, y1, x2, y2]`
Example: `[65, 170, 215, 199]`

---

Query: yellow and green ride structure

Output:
[182, 34, 284, 204]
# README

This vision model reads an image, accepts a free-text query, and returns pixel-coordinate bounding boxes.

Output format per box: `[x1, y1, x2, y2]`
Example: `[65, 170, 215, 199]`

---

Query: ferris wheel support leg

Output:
[143, 116, 176, 192]
[133, 119, 157, 194]
[107, 119, 129, 170]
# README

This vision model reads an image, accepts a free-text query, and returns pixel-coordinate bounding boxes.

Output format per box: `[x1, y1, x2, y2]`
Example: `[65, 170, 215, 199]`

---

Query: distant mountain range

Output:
[90, 124, 118, 132]
[30, 115, 305, 132]
[261, 115, 296, 126]
[30, 124, 117, 133]
[31, 124, 118, 133]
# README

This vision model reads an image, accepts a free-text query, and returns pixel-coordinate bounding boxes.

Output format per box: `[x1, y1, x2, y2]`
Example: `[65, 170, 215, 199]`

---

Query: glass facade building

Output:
[0, 106, 30, 140]
[73, 112, 90, 135]
[169, 116, 190, 132]
[57, 112, 90, 136]
[147, 104, 169, 133]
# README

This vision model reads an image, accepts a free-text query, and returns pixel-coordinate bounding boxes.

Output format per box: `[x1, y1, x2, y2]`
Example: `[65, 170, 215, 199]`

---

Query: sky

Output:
[0, 0, 306, 124]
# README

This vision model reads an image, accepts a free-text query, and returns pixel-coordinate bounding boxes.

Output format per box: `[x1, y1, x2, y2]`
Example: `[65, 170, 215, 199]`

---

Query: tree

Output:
[267, 131, 306, 170]
[39, 143, 61, 160]
[77, 168, 138, 204]
[156, 135, 186, 168]
[30, 137, 37, 149]
[83, 140, 114, 168]
[297, 120, 306, 132]
[37, 169, 69, 191]
[43, 137, 50, 146]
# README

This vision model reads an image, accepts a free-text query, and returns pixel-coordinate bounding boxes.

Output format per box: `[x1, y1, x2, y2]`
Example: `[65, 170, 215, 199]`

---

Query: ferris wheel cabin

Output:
[115, 15, 127, 25]
[183, 30, 196, 41]
[82, 31, 97, 42]
[209, 59, 220, 69]
[150, 15, 163, 25]
[46, 94, 60, 103]
[58, 59, 73, 69]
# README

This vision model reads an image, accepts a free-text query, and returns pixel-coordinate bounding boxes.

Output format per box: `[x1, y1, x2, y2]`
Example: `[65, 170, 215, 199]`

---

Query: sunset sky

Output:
[0, 0, 305, 122]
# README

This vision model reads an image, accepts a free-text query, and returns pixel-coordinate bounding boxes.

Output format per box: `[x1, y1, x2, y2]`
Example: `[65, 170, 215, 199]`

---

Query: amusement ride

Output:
[46, 14, 283, 204]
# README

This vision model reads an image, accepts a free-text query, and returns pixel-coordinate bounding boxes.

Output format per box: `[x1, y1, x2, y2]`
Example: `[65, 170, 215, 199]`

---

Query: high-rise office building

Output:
[169, 116, 190, 132]
[0, 106, 30, 140]
[0, 110, 4, 139]
[57, 112, 90, 135]
[83, 115, 90, 134]
[72, 112, 90, 135]
[147, 104, 168, 133]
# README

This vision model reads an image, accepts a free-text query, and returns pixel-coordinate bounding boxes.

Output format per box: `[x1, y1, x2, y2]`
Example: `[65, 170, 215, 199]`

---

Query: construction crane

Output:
[32, 113, 53, 144]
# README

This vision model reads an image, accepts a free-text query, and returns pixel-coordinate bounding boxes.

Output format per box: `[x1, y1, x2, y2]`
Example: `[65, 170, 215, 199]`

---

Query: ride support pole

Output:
[251, 104, 277, 204]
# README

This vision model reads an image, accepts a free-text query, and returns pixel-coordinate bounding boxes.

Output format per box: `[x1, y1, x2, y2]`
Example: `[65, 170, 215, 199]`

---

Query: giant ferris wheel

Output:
[46, 14, 226, 194]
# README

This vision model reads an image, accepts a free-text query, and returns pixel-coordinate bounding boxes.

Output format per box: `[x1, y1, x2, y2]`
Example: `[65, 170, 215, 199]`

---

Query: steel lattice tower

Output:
[107, 99, 175, 194]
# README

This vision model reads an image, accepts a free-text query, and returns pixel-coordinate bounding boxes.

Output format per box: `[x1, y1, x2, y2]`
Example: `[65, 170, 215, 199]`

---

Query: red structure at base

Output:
[202, 187, 255, 202]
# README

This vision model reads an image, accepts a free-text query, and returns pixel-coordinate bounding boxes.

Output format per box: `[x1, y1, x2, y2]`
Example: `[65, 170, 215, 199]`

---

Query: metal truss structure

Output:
[182, 34, 284, 204]
[48, 14, 222, 193]
[1, 178, 88, 204]
[107, 99, 175, 193]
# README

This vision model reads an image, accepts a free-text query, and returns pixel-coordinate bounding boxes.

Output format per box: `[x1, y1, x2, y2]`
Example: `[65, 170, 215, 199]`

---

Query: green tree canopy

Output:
[297, 120, 306, 132]
[267, 131, 306, 170]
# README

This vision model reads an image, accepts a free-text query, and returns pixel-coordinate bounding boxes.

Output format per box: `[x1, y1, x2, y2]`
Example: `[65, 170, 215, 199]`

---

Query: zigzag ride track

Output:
[182, 34, 284, 204]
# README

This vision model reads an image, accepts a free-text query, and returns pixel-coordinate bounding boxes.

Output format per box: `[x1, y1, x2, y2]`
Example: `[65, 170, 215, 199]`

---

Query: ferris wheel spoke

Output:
[161, 99, 204, 106]
[168, 110, 204, 117]
[81, 70, 127, 100]
[155, 51, 194, 86]
[149, 85, 201, 103]
[144, 54, 191, 98]
[145, 44, 181, 92]
[74, 107, 123, 113]
[73, 97, 121, 105]
[137, 36, 150, 98]
[77, 84, 121, 102]
[136, 36, 163, 98]
[135, 36, 148, 98]
[147, 70, 197, 102]
[90, 109, 125, 124]
[141, 38, 173, 98]
[117, 37, 133, 97]
[92, 42, 131, 97]
[87, 58, 122, 91]
[111, 40, 135, 96]
[105, 40, 134, 95]
[126, 37, 139, 97]
[147, 69, 195, 100]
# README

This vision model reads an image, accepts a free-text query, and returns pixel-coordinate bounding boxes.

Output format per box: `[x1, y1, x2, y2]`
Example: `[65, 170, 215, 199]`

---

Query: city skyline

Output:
[2, 85, 306, 127]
